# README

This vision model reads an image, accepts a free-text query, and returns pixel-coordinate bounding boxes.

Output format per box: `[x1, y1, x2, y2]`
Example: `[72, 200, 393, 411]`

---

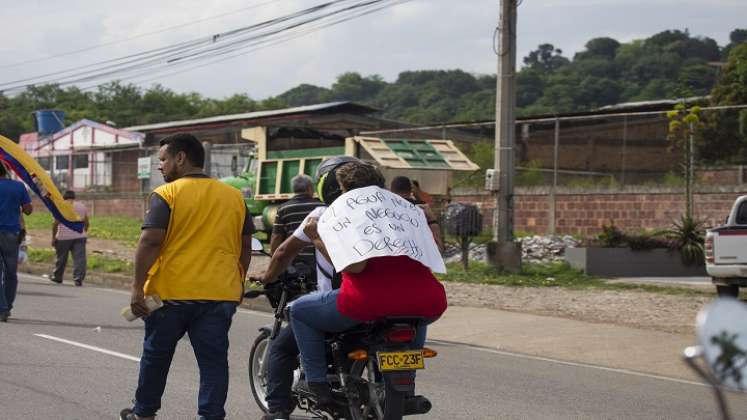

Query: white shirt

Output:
[292, 206, 334, 292]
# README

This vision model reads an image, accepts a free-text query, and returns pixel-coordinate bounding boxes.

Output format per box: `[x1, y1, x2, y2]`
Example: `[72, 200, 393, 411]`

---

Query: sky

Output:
[0, 0, 745, 100]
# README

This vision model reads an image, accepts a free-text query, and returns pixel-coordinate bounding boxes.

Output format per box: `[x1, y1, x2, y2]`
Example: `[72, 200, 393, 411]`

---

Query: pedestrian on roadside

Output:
[50, 190, 89, 286]
[119, 133, 254, 420]
[390, 176, 443, 252]
[0, 162, 33, 322]
[269, 174, 324, 283]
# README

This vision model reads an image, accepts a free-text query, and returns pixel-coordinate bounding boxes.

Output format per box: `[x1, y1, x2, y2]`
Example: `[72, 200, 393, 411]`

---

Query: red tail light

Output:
[705, 236, 714, 264]
[385, 327, 416, 343]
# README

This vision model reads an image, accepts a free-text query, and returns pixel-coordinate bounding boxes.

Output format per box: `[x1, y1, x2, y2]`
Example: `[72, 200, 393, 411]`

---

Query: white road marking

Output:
[21, 271, 705, 387]
[429, 339, 706, 388]
[34, 334, 140, 362]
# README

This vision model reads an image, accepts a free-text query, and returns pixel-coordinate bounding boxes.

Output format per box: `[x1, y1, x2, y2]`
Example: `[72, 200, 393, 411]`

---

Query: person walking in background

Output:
[0, 162, 33, 322]
[120, 133, 254, 420]
[50, 190, 89, 286]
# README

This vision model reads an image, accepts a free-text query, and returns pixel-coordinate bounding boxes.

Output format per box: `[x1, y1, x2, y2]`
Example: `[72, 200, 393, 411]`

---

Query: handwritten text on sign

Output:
[318, 186, 446, 274]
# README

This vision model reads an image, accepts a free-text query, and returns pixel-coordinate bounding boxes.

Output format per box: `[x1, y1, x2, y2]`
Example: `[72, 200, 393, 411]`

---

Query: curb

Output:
[20, 262, 274, 313]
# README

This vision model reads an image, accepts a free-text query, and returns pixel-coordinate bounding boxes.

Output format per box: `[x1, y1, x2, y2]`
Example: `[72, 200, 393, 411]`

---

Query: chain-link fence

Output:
[364, 104, 747, 191]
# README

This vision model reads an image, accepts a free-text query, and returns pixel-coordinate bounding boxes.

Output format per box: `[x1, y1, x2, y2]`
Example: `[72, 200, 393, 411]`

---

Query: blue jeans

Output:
[0, 231, 19, 313]
[290, 290, 359, 382]
[265, 326, 299, 414]
[289, 290, 428, 383]
[133, 301, 237, 420]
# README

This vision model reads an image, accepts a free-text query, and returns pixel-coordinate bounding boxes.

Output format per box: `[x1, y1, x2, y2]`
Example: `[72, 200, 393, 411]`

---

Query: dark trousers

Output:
[53, 238, 86, 284]
[0, 231, 19, 313]
[265, 326, 299, 414]
[133, 302, 237, 420]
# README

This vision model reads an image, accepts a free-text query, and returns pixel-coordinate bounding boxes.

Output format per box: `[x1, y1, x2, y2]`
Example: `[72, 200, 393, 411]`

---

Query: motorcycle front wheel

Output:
[249, 331, 271, 413]
[346, 359, 405, 420]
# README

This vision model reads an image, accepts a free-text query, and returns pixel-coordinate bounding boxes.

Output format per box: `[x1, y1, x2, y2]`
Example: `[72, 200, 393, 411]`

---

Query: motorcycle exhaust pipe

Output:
[404, 395, 431, 415]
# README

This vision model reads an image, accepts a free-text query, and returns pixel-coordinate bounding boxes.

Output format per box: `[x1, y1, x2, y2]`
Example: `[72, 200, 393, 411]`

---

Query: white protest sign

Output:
[317, 185, 446, 274]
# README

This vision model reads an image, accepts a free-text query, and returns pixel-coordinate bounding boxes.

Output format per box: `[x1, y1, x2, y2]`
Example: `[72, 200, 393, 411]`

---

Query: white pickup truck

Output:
[706, 195, 747, 297]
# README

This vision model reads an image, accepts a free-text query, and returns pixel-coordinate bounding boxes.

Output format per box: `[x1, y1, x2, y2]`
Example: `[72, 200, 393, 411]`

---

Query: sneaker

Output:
[119, 408, 136, 420]
[118, 408, 153, 420]
[0, 312, 8, 322]
[49, 276, 62, 284]
[260, 411, 290, 420]
[74, 281, 82, 287]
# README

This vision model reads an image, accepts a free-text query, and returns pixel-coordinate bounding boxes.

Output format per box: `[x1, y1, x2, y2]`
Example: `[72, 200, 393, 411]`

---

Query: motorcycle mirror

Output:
[250, 238, 264, 252]
[696, 298, 747, 392]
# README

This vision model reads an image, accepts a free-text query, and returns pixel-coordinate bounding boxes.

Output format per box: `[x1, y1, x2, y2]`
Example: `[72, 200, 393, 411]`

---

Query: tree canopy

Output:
[0, 28, 744, 143]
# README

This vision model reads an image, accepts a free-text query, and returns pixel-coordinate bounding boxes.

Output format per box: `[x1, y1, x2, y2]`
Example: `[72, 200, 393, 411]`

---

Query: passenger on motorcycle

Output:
[290, 161, 448, 406]
[254, 156, 361, 420]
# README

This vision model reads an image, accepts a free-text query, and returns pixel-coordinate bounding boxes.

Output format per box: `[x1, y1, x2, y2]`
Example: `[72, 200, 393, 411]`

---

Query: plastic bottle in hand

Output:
[121, 295, 163, 321]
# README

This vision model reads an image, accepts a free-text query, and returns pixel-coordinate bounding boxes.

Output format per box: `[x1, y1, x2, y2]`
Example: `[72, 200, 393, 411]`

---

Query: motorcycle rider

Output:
[290, 161, 448, 406]
[255, 156, 361, 420]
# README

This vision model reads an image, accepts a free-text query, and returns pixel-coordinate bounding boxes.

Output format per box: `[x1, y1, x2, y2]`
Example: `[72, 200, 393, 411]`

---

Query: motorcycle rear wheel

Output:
[249, 331, 271, 413]
[346, 359, 405, 420]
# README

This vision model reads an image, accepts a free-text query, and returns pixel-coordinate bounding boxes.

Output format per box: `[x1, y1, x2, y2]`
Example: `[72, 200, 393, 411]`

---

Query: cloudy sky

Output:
[1, 0, 744, 99]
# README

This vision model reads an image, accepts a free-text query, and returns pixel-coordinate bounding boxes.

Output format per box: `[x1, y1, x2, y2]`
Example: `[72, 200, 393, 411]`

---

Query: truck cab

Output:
[705, 195, 747, 297]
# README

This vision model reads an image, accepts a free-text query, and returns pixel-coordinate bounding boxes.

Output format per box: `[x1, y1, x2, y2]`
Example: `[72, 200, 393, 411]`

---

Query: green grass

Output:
[27, 247, 134, 275]
[25, 212, 142, 244]
[438, 261, 710, 296]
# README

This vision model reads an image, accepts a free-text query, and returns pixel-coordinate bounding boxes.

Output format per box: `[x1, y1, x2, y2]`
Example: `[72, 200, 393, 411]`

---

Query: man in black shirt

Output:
[269, 174, 324, 273]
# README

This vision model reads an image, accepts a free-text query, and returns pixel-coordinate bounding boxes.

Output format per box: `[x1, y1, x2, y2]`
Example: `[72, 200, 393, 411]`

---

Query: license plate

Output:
[377, 350, 425, 371]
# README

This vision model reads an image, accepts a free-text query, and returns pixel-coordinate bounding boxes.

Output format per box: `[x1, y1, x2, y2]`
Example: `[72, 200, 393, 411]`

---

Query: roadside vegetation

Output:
[438, 261, 711, 296]
[27, 247, 133, 275]
[25, 212, 141, 244]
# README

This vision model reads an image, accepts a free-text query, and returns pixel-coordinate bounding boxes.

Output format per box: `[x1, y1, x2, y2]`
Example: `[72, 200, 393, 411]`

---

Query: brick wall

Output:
[449, 187, 747, 238]
[31, 193, 147, 220]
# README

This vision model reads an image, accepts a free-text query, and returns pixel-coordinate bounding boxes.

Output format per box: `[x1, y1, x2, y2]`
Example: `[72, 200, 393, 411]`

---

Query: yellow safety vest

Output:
[143, 177, 246, 301]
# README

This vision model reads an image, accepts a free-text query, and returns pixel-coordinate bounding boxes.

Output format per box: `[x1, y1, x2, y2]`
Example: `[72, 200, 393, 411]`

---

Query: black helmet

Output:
[314, 156, 362, 205]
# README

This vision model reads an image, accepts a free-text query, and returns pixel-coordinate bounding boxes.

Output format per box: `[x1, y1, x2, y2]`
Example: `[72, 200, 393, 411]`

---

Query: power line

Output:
[0, 0, 283, 70]
[92, 0, 411, 92]
[1, 0, 405, 93]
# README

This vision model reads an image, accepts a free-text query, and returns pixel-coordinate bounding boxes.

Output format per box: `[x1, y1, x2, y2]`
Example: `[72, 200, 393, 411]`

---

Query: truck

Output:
[220, 126, 479, 232]
[705, 195, 747, 297]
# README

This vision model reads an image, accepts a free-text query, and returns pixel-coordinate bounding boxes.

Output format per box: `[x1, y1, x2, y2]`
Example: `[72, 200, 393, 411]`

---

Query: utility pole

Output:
[487, 0, 521, 272]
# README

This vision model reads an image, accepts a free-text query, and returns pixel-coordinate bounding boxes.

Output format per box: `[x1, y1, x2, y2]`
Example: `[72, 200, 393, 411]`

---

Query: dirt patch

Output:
[443, 282, 710, 335]
[25, 229, 711, 334]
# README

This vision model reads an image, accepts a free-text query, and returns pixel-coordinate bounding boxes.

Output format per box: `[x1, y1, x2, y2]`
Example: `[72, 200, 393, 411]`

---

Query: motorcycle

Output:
[245, 240, 435, 420]
[683, 297, 747, 420]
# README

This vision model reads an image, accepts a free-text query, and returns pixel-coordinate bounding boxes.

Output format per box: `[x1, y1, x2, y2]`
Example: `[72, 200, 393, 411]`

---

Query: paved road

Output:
[2, 274, 746, 419]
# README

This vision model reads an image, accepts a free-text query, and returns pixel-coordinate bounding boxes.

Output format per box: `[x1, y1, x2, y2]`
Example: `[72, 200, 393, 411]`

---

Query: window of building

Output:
[37, 156, 51, 170]
[55, 155, 69, 170]
[73, 154, 89, 169]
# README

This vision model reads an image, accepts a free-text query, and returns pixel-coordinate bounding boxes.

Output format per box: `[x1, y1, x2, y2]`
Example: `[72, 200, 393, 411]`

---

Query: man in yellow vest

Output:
[120, 133, 254, 420]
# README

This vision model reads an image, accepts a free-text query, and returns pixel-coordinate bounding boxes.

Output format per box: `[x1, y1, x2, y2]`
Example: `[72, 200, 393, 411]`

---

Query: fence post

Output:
[549, 118, 559, 234]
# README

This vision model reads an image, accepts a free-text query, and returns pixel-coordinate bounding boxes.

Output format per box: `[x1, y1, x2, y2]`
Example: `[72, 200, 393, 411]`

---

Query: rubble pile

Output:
[520, 235, 580, 264]
[442, 235, 580, 265]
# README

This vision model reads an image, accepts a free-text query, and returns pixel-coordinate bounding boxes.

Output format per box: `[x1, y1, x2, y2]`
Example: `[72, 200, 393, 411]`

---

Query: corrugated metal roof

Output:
[125, 101, 378, 132]
[596, 96, 708, 111]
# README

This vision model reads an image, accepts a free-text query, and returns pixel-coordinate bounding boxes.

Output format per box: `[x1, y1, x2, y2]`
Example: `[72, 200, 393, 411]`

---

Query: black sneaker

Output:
[0, 312, 8, 322]
[74, 281, 82, 287]
[49, 276, 62, 284]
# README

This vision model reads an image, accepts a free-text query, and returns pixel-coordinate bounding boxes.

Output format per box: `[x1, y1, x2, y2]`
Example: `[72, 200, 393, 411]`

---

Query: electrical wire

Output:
[92, 0, 411, 91]
[0, 0, 407, 94]
[0, 0, 283, 70]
